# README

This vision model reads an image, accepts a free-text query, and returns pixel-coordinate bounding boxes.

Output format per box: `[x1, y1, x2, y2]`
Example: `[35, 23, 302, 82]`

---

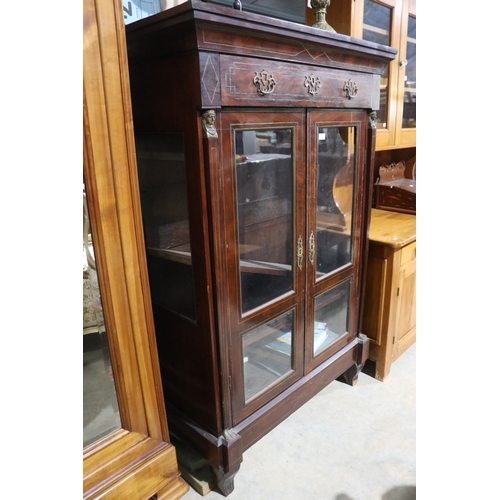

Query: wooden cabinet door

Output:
[393, 254, 416, 359]
[220, 109, 307, 425]
[304, 110, 368, 372]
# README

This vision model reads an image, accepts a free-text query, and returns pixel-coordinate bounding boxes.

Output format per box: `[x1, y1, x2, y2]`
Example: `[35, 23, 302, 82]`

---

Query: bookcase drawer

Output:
[401, 242, 416, 266]
[220, 54, 378, 108]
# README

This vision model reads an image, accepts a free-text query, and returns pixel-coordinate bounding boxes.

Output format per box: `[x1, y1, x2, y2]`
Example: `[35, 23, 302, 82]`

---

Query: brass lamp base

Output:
[310, 0, 336, 32]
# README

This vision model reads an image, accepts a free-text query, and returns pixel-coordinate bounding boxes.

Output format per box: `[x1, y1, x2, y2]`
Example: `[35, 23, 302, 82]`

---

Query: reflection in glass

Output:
[313, 280, 350, 356]
[242, 310, 294, 402]
[235, 128, 294, 313]
[363, 0, 391, 129]
[83, 187, 121, 448]
[315, 127, 356, 279]
[209, 0, 306, 24]
[135, 133, 196, 321]
[402, 15, 416, 129]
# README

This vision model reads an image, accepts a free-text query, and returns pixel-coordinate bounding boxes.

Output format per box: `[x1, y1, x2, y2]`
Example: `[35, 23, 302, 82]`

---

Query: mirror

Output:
[83, 183, 121, 448]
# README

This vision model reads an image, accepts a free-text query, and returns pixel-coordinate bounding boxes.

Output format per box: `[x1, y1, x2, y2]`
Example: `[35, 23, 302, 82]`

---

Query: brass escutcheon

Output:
[297, 235, 303, 270]
[309, 232, 315, 265]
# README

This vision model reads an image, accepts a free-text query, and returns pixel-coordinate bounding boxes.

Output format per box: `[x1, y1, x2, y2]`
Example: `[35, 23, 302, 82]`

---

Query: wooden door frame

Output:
[83, 0, 188, 497]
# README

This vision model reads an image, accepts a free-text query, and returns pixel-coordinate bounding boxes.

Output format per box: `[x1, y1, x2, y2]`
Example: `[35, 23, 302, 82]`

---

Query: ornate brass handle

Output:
[309, 232, 315, 265]
[343, 79, 358, 99]
[297, 235, 303, 270]
[253, 70, 277, 95]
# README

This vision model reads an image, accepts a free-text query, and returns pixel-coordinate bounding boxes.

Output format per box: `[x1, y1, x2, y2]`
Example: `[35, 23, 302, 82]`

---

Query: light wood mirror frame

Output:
[83, 0, 188, 498]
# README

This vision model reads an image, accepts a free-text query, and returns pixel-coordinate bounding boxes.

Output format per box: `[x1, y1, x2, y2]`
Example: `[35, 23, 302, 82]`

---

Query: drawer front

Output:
[220, 55, 378, 108]
[400, 241, 416, 266]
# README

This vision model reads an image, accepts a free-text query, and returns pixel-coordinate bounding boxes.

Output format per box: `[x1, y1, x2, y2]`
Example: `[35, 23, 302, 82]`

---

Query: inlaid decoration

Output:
[304, 74, 321, 95]
[253, 70, 277, 95]
[201, 55, 220, 104]
[343, 79, 358, 99]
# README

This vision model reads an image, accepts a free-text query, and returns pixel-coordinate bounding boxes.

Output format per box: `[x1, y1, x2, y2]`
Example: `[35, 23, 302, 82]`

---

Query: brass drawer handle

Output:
[305, 74, 321, 95]
[309, 232, 315, 265]
[253, 70, 277, 95]
[343, 79, 358, 99]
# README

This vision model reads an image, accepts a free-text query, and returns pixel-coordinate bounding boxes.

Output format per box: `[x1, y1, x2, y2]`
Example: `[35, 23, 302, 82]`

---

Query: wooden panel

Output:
[400, 241, 416, 266]
[83, 0, 187, 498]
[220, 54, 378, 108]
[362, 254, 387, 346]
[368, 209, 416, 247]
[394, 257, 416, 357]
[373, 182, 416, 215]
[85, 443, 185, 500]
[199, 51, 222, 107]
[84, 432, 145, 480]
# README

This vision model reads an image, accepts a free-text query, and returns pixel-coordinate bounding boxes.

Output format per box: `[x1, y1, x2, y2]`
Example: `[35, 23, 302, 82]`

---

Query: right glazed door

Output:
[221, 109, 368, 424]
[304, 110, 367, 373]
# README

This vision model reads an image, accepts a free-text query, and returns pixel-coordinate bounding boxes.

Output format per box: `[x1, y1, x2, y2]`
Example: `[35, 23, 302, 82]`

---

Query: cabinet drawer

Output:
[400, 242, 416, 266]
[220, 55, 379, 108]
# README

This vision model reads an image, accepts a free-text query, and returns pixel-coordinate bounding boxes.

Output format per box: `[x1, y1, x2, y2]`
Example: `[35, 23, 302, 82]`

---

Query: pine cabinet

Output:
[125, 1, 396, 495]
[310, 0, 416, 151]
[361, 209, 416, 381]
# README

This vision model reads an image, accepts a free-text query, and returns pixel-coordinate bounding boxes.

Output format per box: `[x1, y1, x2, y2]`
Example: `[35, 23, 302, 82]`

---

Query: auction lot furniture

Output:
[362, 209, 416, 381]
[126, 1, 396, 494]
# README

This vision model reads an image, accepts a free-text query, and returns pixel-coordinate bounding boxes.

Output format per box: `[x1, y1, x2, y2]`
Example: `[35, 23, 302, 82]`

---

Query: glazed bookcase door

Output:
[352, 0, 416, 150]
[221, 110, 307, 424]
[395, 0, 416, 146]
[358, 0, 402, 149]
[304, 110, 367, 372]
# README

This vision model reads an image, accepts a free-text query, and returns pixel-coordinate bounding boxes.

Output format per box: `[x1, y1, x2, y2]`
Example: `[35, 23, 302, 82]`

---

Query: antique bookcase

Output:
[125, 0, 396, 495]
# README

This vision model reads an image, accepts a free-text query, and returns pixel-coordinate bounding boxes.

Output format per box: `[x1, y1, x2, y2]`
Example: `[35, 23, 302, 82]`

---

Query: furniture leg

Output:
[341, 333, 370, 386]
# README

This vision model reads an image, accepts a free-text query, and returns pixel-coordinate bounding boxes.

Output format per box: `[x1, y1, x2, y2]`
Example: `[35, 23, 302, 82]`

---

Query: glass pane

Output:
[402, 15, 416, 129]
[83, 187, 121, 448]
[235, 128, 294, 313]
[242, 310, 294, 402]
[313, 280, 350, 356]
[363, 0, 392, 129]
[315, 127, 355, 279]
[135, 133, 196, 321]
[209, 0, 306, 24]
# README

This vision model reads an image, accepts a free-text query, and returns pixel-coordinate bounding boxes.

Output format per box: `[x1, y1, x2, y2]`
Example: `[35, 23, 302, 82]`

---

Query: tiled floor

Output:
[180, 344, 416, 500]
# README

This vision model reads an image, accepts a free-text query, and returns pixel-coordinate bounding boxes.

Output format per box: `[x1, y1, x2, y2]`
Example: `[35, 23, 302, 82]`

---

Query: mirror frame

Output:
[83, 0, 188, 497]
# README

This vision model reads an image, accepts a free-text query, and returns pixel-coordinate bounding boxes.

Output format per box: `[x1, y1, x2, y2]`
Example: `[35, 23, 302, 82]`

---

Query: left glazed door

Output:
[220, 110, 307, 424]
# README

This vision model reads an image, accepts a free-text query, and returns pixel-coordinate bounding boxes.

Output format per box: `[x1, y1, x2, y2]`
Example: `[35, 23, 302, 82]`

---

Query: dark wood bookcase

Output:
[125, 1, 396, 495]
